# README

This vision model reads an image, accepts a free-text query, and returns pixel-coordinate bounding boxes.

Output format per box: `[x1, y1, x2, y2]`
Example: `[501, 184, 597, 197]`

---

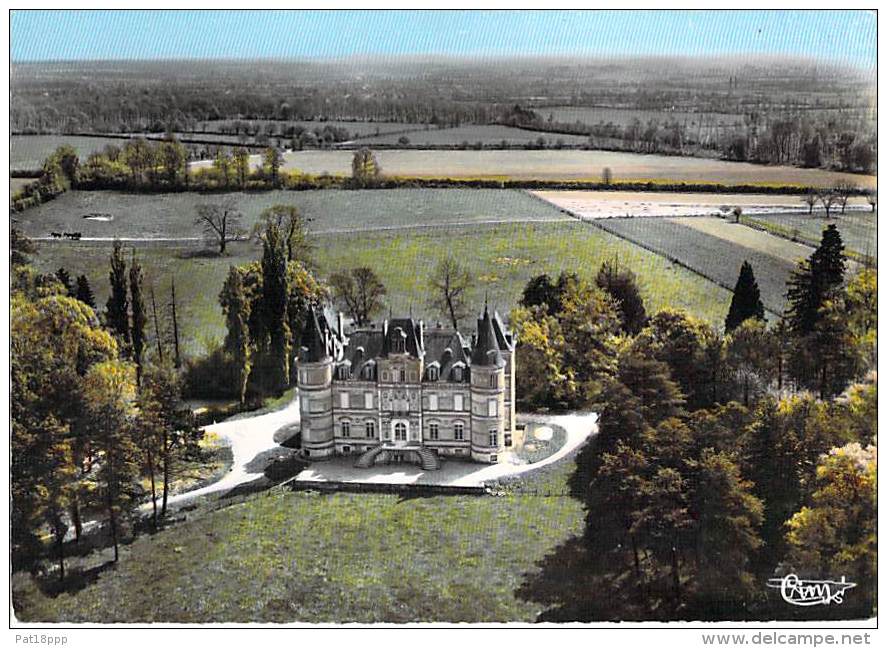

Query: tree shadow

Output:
[36, 559, 118, 598]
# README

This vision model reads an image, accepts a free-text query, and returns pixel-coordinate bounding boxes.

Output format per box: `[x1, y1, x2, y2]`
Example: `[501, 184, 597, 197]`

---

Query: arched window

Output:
[394, 421, 407, 441]
[427, 365, 439, 381]
[362, 363, 375, 381]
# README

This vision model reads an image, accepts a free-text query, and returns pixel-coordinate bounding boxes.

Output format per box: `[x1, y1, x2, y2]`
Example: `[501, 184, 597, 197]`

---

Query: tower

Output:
[469, 305, 506, 463]
[297, 305, 335, 459]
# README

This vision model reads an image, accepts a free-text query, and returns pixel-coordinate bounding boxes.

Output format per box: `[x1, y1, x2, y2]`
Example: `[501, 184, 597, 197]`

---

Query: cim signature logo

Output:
[766, 574, 857, 606]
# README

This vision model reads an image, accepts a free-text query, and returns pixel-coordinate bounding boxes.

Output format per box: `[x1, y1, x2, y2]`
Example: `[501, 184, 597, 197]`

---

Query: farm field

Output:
[12, 481, 583, 623]
[671, 216, 819, 263]
[541, 105, 746, 129]
[196, 119, 431, 139]
[10, 135, 125, 170]
[744, 211, 877, 259]
[531, 190, 872, 219]
[595, 217, 803, 315]
[357, 124, 590, 146]
[32, 216, 733, 356]
[14, 188, 571, 241]
[192, 149, 876, 188]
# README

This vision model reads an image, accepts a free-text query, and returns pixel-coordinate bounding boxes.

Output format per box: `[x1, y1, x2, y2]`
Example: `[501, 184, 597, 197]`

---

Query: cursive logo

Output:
[766, 574, 856, 606]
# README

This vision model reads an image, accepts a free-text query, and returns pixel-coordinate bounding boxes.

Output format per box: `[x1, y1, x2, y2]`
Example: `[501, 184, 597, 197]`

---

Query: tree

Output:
[53, 144, 80, 185]
[725, 260, 765, 332]
[351, 147, 380, 186]
[254, 204, 313, 264]
[129, 253, 147, 386]
[169, 278, 182, 369]
[55, 267, 74, 296]
[11, 228, 36, 268]
[262, 146, 283, 186]
[783, 442, 876, 617]
[785, 225, 846, 336]
[220, 267, 252, 404]
[802, 191, 817, 215]
[817, 190, 838, 219]
[159, 136, 187, 185]
[212, 150, 233, 187]
[428, 256, 472, 330]
[75, 274, 96, 309]
[726, 319, 771, 407]
[149, 284, 164, 365]
[596, 258, 648, 335]
[195, 199, 245, 255]
[233, 147, 250, 187]
[602, 167, 613, 185]
[520, 273, 561, 313]
[834, 182, 856, 215]
[82, 360, 140, 562]
[105, 240, 130, 352]
[259, 223, 292, 391]
[329, 267, 387, 327]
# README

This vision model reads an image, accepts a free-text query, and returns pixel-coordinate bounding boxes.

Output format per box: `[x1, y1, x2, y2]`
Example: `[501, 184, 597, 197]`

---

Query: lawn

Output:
[743, 211, 877, 260]
[31, 216, 733, 357]
[12, 485, 584, 623]
[15, 188, 570, 241]
[595, 217, 802, 315]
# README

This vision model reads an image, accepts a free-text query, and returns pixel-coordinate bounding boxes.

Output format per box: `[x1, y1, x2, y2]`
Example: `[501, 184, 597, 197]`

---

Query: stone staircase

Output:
[354, 445, 386, 469]
[415, 447, 441, 471]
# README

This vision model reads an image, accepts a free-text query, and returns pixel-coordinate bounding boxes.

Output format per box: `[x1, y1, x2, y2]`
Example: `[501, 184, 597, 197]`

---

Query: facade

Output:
[296, 305, 516, 467]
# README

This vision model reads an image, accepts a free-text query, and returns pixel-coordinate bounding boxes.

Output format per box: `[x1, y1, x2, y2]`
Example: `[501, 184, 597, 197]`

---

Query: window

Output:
[382, 371, 389, 382]
[342, 445, 351, 454]
[489, 430, 498, 447]
[429, 422, 439, 440]
[341, 421, 351, 437]
[453, 394, 463, 411]
[504, 433, 512, 448]
[490, 374, 498, 387]
[366, 421, 375, 438]
[394, 421, 407, 441]
[454, 422, 465, 441]
[362, 364, 375, 381]
[427, 366, 439, 381]
[337, 365, 350, 380]
[400, 369, 407, 382]
[453, 366, 463, 382]
[340, 392, 350, 409]
[488, 399, 497, 417]
[364, 392, 374, 409]
[428, 394, 438, 411]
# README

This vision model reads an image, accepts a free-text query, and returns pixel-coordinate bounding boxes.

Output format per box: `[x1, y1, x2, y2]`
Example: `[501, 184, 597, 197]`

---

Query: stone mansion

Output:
[296, 304, 517, 468]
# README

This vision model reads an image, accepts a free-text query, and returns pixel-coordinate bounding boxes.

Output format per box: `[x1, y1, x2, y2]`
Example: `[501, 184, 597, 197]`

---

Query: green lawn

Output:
[33, 219, 731, 356]
[13, 485, 583, 623]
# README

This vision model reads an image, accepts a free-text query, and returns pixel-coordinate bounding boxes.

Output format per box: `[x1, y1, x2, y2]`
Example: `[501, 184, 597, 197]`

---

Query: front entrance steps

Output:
[354, 445, 441, 470]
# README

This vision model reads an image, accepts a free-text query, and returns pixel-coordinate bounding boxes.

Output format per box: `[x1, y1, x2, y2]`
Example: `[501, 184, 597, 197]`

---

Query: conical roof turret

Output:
[471, 303, 504, 367]
[299, 304, 330, 362]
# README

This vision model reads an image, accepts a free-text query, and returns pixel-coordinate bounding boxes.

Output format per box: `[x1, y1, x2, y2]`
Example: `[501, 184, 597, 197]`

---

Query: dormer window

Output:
[336, 364, 351, 380]
[452, 365, 464, 382]
[392, 329, 406, 354]
[427, 364, 439, 381]
[361, 362, 375, 381]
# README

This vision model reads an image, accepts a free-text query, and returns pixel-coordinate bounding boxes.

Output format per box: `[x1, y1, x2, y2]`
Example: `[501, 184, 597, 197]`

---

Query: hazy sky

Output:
[11, 10, 877, 70]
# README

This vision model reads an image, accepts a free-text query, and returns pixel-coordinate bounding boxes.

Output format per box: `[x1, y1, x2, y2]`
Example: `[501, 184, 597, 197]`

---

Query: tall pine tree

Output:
[220, 267, 253, 404]
[105, 240, 131, 352]
[129, 252, 147, 386]
[75, 275, 96, 309]
[785, 224, 846, 335]
[260, 223, 291, 392]
[725, 261, 765, 332]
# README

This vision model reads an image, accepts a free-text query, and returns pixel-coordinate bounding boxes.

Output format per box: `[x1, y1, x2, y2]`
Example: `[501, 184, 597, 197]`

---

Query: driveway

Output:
[154, 393, 301, 510]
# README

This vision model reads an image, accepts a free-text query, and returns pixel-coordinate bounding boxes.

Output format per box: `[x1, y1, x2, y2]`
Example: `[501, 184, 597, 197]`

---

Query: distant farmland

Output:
[357, 124, 590, 147]
[595, 216, 810, 315]
[744, 211, 877, 259]
[10, 135, 122, 170]
[195, 149, 875, 188]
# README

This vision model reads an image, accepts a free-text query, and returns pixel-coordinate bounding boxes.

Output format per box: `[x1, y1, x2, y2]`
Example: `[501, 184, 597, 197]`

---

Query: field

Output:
[541, 105, 746, 128]
[10, 135, 128, 170]
[595, 217, 808, 315]
[531, 190, 873, 219]
[25, 189, 734, 355]
[744, 211, 877, 259]
[197, 149, 876, 188]
[196, 119, 431, 139]
[357, 124, 590, 147]
[12, 469, 583, 623]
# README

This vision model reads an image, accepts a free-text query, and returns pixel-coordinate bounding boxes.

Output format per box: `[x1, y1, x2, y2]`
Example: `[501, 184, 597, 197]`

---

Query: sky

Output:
[10, 10, 877, 70]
